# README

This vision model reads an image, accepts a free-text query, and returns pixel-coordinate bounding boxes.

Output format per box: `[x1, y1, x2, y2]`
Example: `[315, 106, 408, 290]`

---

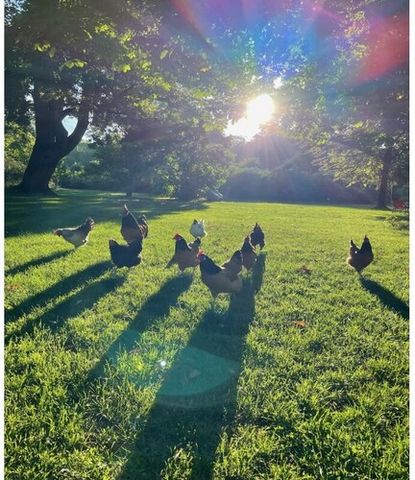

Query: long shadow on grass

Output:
[5, 250, 72, 276]
[86, 275, 194, 383]
[117, 254, 265, 480]
[6, 190, 208, 237]
[6, 276, 125, 343]
[360, 278, 409, 320]
[5, 260, 112, 323]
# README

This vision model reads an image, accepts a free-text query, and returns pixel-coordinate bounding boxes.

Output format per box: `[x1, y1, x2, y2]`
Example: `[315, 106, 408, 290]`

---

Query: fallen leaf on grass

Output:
[293, 320, 306, 328]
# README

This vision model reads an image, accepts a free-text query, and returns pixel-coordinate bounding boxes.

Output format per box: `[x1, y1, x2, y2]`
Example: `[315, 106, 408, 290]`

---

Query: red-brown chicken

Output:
[121, 204, 148, 243]
[166, 234, 201, 272]
[199, 252, 242, 298]
[221, 250, 243, 279]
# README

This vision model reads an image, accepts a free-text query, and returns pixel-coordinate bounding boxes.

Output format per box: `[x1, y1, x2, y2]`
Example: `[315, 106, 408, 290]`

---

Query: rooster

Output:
[241, 235, 257, 271]
[190, 219, 207, 239]
[166, 234, 201, 272]
[198, 252, 242, 298]
[121, 204, 148, 244]
[53, 217, 95, 248]
[250, 223, 265, 250]
[109, 238, 142, 268]
[221, 250, 243, 280]
[347, 236, 374, 273]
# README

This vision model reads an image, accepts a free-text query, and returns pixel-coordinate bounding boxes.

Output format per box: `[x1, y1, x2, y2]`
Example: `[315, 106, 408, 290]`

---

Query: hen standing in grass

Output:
[121, 204, 148, 244]
[222, 250, 243, 279]
[198, 252, 242, 298]
[347, 236, 374, 273]
[109, 238, 142, 268]
[190, 219, 207, 239]
[53, 217, 95, 248]
[241, 235, 257, 271]
[166, 234, 201, 272]
[250, 223, 265, 250]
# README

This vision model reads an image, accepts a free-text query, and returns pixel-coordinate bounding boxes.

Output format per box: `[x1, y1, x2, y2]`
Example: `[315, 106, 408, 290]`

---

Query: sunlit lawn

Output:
[5, 189, 409, 479]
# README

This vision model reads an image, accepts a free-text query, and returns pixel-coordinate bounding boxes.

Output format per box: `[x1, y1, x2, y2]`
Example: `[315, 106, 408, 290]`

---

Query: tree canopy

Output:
[5, 0, 408, 205]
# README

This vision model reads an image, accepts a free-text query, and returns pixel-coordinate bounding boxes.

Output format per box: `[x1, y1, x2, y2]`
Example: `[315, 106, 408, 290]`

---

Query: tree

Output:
[6, 0, 168, 193]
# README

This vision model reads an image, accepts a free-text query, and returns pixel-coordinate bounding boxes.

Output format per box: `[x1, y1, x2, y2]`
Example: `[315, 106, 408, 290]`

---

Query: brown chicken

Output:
[166, 234, 200, 271]
[109, 238, 142, 268]
[347, 236, 374, 273]
[198, 252, 242, 298]
[250, 223, 265, 250]
[121, 204, 148, 243]
[221, 250, 243, 280]
[53, 217, 95, 248]
[241, 235, 257, 271]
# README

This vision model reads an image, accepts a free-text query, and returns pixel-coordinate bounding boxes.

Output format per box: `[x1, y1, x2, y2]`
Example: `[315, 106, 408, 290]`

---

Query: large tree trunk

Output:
[16, 84, 89, 195]
[377, 148, 393, 209]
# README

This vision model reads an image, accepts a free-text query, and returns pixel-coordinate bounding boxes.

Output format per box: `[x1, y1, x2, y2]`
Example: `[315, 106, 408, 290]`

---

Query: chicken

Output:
[53, 217, 95, 248]
[198, 252, 242, 298]
[109, 238, 142, 268]
[166, 234, 200, 271]
[121, 204, 148, 243]
[241, 235, 257, 271]
[190, 219, 207, 239]
[221, 250, 243, 280]
[347, 236, 374, 273]
[250, 223, 265, 250]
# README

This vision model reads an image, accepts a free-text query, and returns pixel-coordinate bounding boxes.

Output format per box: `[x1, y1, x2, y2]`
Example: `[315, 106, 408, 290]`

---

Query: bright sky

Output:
[224, 94, 275, 141]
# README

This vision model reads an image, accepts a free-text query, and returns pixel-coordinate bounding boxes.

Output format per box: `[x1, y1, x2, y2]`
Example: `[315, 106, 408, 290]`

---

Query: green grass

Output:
[5, 189, 409, 479]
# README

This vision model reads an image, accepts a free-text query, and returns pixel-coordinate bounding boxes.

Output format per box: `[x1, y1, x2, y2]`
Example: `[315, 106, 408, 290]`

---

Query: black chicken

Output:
[109, 238, 143, 268]
[250, 223, 265, 250]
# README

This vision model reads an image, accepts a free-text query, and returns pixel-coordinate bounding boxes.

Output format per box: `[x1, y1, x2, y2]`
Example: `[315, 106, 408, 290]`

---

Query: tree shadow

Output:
[5, 260, 112, 323]
[5, 190, 208, 237]
[117, 258, 265, 480]
[5, 250, 72, 276]
[360, 278, 409, 320]
[6, 276, 125, 343]
[85, 275, 194, 383]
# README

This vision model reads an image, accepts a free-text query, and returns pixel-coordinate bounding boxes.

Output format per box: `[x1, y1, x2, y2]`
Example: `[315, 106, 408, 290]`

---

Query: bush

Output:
[5, 122, 35, 186]
[222, 168, 374, 204]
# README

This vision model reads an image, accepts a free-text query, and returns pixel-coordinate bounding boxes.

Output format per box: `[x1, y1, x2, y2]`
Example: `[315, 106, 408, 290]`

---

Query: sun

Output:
[224, 94, 275, 141]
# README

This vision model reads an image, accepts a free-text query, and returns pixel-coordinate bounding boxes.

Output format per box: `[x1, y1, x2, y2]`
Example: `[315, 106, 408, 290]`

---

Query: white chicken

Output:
[189, 219, 207, 239]
[53, 217, 95, 248]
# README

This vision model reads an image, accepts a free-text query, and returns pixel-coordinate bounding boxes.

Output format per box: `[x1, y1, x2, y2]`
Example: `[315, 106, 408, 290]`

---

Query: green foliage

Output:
[5, 190, 408, 479]
[5, 122, 35, 186]
[222, 167, 373, 204]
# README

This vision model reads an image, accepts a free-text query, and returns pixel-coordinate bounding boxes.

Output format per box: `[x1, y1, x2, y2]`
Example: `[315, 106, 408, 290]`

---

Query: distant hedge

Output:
[221, 168, 374, 204]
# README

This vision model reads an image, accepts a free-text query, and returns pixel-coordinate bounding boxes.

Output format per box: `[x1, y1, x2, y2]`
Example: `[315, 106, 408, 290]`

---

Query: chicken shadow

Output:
[5, 249, 72, 276]
[360, 278, 409, 320]
[6, 276, 125, 343]
[5, 260, 113, 323]
[117, 258, 265, 480]
[85, 274, 194, 383]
